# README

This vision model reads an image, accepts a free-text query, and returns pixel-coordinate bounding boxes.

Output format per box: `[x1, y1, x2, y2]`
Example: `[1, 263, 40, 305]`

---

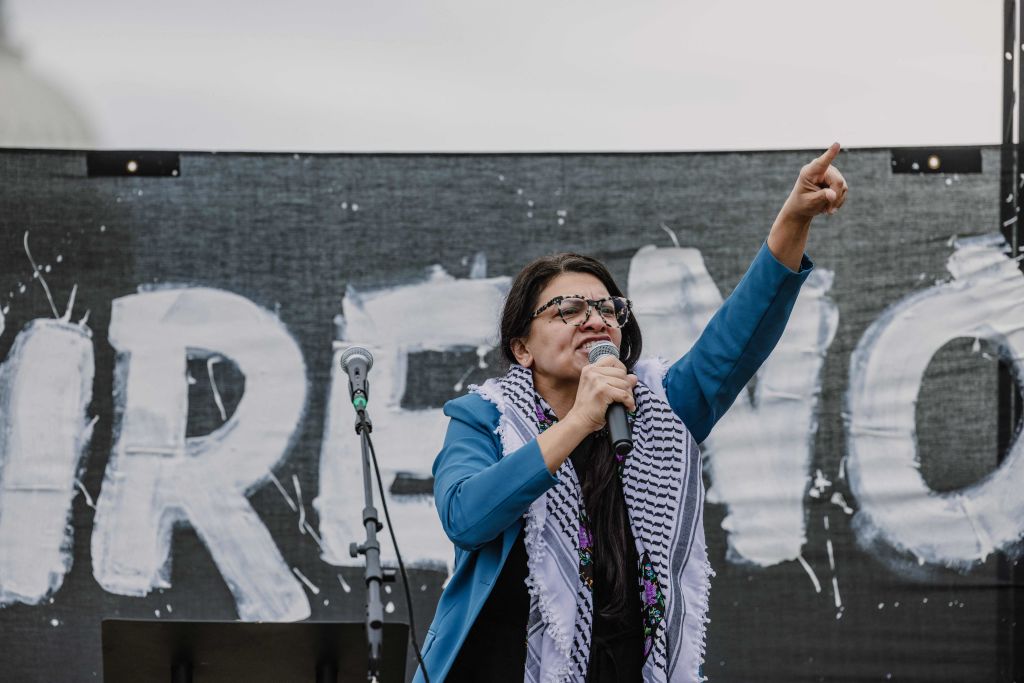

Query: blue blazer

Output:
[414, 242, 813, 682]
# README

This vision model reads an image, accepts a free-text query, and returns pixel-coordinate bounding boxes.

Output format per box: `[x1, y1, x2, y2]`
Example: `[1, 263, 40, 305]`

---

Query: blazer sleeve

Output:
[432, 394, 558, 551]
[664, 240, 814, 443]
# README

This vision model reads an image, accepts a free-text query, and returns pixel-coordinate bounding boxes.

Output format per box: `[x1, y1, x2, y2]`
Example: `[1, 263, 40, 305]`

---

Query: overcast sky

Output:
[5, 0, 1005, 152]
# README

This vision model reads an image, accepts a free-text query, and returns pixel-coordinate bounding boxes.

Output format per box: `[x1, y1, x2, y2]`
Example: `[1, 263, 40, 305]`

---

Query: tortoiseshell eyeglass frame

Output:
[530, 295, 633, 328]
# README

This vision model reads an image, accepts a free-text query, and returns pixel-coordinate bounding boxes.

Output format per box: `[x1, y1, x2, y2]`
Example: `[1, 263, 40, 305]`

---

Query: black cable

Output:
[365, 429, 431, 683]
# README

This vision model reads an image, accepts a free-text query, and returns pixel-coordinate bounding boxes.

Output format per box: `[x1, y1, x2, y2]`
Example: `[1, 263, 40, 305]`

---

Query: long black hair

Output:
[499, 253, 643, 619]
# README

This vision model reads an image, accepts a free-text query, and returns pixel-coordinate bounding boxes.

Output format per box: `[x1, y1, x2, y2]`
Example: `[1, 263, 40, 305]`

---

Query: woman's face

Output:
[511, 271, 623, 386]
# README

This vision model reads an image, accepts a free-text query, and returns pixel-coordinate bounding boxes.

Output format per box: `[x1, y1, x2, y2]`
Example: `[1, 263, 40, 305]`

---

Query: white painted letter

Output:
[629, 245, 838, 566]
[0, 320, 94, 605]
[316, 266, 510, 570]
[92, 287, 310, 621]
[847, 234, 1024, 571]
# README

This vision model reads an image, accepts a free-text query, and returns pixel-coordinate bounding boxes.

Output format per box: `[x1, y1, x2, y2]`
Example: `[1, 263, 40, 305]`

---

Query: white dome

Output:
[0, 43, 94, 149]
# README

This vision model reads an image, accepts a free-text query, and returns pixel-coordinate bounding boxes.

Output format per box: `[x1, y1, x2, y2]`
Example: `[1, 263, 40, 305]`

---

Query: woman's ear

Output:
[510, 337, 533, 368]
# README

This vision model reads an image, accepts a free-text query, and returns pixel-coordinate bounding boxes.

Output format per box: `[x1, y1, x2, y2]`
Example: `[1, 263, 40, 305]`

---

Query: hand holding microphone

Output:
[567, 341, 636, 455]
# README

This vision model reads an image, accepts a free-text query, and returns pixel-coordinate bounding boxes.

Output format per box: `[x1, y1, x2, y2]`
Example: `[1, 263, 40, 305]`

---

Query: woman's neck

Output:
[532, 372, 578, 420]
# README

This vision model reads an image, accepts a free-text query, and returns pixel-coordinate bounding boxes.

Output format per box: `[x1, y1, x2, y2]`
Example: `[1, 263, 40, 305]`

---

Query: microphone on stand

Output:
[340, 346, 373, 412]
[587, 340, 633, 456]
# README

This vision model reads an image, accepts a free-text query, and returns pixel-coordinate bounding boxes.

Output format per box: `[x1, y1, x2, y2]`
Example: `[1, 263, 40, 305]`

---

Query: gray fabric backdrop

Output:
[0, 147, 1018, 682]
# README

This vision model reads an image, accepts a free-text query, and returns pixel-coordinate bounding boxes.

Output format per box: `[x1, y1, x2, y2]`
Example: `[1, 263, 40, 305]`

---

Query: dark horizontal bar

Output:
[86, 151, 181, 177]
[890, 146, 982, 174]
[389, 472, 434, 496]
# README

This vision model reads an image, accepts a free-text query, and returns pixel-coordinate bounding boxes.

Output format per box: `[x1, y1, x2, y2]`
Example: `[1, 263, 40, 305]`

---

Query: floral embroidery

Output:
[535, 402, 555, 432]
[639, 550, 666, 659]
[577, 510, 595, 589]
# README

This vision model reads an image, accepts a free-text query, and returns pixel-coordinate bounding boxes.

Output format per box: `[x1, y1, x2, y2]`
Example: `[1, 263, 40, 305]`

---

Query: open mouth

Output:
[578, 338, 612, 353]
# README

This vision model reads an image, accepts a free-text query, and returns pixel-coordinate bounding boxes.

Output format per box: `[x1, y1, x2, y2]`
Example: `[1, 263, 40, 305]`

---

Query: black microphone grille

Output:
[587, 340, 620, 364]
[340, 345, 374, 372]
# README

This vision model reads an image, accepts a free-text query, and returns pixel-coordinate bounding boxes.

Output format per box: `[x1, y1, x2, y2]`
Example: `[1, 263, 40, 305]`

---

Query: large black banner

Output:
[0, 147, 1019, 681]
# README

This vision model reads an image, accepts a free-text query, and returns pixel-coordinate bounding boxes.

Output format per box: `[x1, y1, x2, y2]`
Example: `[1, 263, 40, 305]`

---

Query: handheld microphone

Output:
[340, 346, 373, 412]
[587, 341, 633, 456]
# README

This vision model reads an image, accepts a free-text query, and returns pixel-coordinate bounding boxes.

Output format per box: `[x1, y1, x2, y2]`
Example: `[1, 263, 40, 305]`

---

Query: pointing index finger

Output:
[808, 142, 841, 179]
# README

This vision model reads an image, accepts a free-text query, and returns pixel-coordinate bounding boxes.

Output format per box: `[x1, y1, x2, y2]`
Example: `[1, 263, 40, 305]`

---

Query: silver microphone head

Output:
[340, 345, 374, 372]
[587, 340, 619, 364]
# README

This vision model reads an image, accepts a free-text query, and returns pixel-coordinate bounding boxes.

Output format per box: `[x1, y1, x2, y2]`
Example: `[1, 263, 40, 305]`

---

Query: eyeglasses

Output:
[531, 295, 632, 328]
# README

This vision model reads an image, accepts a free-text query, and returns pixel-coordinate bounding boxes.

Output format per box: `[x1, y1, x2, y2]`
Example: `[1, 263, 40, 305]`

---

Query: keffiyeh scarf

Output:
[472, 360, 713, 683]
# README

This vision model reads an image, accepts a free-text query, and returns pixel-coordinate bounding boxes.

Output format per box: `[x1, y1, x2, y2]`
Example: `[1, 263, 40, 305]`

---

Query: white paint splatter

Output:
[22, 232, 60, 319]
[822, 514, 843, 612]
[830, 576, 842, 610]
[268, 471, 298, 512]
[829, 492, 853, 514]
[796, 555, 821, 593]
[90, 287, 310, 621]
[206, 356, 227, 422]
[808, 468, 832, 499]
[0, 320, 95, 606]
[74, 478, 96, 510]
[385, 601, 395, 613]
[302, 521, 326, 553]
[291, 567, 320, 595]
[659, 223, 680, 249]
[452, 364, 476, 393]
[293, 474, 306, 535]
[846, 234, 1024, 572]
[469, 252, 487, 280]
[336, 574, 351, 593]
[630, 245, 839, 566]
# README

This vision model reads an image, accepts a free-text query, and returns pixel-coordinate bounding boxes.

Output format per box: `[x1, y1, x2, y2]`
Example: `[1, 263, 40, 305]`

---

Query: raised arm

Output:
[665, 143, 848, 442]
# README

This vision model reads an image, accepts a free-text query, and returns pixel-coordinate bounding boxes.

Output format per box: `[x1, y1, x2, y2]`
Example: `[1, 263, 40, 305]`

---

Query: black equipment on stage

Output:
[101, 619, 408, 682]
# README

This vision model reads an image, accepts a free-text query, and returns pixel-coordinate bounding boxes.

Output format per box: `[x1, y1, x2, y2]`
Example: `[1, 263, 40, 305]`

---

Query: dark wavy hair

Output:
[499, 253, 642, 369]
[499, 253, 643, 620]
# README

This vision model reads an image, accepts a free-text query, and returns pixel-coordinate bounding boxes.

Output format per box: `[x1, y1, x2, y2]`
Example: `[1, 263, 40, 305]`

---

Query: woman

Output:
[415, 144, 848, 682]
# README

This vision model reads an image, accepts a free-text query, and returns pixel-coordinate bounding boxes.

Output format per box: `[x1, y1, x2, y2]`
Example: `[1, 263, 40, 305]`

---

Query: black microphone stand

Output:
[348, 403, 395, 682]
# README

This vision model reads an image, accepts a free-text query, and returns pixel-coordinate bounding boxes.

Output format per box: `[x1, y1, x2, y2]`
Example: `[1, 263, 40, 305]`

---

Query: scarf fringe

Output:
[523, 504, 574, 661]
[694, 559, 716, 663]
[524, 509, 576, 683]
[470, 380, 515, 454]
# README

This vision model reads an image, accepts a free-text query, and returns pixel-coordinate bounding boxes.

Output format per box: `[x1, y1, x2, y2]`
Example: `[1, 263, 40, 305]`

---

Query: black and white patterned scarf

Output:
[472, 360, 713, 683]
